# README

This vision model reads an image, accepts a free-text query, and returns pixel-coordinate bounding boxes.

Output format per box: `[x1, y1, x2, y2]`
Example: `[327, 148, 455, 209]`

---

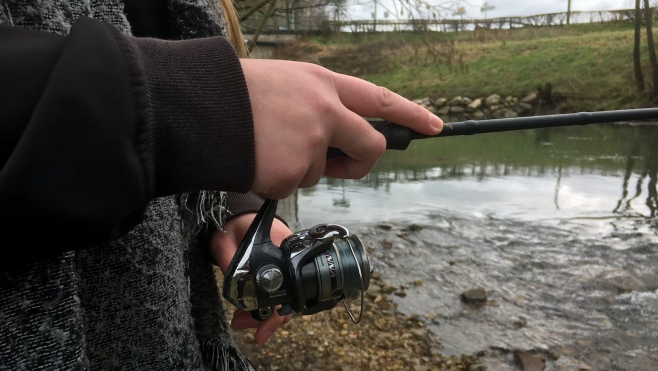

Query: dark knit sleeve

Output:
[0, 18, 255, 265]
[116, 27, 255, 197]
[226, 192, 265, 217]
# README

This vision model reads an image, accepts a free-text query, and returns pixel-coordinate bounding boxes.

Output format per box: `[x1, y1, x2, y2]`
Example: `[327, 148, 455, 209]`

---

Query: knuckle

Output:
[372, 132, 387, 156]
[413, 103, 427, 123]
[375, 86, 396, 111]
[280, 163, 306, 187]
[313, 96, 336, 118]
[362, 129, 386, 160]
[305, 125, 325, 147]
[303, 62, 331, 82]
[257, 166, 302, 199]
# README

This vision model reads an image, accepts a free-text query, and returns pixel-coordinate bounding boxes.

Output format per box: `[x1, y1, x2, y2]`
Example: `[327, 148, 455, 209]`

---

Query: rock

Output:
[450, 106, 465, 114]
[504, 95, 518, 106]
[449, 96, 466, 106]
[521, 92, 538, 103]
[377, 223, 393, 230]
[491, 108, 518, 119]
[413, 97, 432, 107]
[470, 110, 485, 119]
[433, 97, 448, 107]
[407, 93, 538, 120]
[514, 350, 545, 371]
[585, 274, 646, 293]
[408, 223, 423, 232]
[608, 275, 646, 293]
[513, 317, 528, 328]
[467, 98, 482, 111]
[555, 356, 592, 371]
[484, 93, 501, 107]
[438, 106, 451, 116]
[488, 105, 502, 113]
[516, 102, 533, 113]
[461, 287, 488, 304]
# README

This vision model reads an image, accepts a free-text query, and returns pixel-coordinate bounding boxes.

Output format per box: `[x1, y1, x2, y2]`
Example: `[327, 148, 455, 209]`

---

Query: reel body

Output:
[222, 199, 371, 322]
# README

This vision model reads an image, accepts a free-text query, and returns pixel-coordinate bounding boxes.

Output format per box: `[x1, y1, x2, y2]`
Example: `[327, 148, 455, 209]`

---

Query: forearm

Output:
[0, 18, 255, 264]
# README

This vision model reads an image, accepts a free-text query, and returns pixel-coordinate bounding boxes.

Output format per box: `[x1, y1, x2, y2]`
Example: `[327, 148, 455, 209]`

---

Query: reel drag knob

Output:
[256, 265, 284, 293]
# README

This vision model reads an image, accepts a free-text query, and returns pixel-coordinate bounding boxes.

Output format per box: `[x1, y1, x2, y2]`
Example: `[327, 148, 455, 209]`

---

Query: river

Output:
[280, 123, 658, 371]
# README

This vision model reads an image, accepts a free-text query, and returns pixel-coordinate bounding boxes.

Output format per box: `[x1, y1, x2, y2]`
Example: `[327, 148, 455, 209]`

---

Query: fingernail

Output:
[257, 331, 273, 345]
[430, 112, 443, 133]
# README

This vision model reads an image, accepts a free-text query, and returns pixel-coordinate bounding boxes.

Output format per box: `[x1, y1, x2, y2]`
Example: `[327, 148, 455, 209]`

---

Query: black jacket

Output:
[0, 17, 256, 264]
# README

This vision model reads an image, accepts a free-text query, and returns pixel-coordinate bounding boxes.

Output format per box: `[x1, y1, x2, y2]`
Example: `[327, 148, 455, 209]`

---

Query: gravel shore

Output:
[229, 273, 483, 371]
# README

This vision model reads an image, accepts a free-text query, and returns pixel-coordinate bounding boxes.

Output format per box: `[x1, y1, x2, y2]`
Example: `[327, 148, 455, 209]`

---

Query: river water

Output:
[282, 123, 658, 371]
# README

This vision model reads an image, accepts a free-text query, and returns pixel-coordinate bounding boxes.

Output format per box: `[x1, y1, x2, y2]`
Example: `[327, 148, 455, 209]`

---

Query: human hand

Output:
[210, 212, 293, 345]
[240, 59, 443, 199]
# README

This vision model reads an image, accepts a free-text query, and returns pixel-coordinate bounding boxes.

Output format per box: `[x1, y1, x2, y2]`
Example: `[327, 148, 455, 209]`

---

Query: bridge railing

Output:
[242, 8, 653, 34]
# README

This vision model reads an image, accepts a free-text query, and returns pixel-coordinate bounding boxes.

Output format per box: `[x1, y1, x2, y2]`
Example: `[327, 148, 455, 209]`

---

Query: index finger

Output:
[332, 73, 443, 135]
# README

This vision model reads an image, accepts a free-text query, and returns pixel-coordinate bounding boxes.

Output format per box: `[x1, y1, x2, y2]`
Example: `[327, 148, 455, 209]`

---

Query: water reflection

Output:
[280, 124, 658, 370]
[289, 124, 658, 230]
[612, 125, 658, 218]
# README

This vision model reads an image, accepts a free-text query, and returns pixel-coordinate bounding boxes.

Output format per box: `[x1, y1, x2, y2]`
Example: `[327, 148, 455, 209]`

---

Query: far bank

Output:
[271, 21, 658, 113]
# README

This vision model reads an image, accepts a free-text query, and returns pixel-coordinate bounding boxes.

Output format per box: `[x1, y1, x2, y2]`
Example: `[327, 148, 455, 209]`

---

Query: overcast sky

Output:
[345, 0, 637, 21]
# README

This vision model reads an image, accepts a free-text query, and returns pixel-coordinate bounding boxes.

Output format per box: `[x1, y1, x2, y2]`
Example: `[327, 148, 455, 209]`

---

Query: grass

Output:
[281, 21, 658, 111]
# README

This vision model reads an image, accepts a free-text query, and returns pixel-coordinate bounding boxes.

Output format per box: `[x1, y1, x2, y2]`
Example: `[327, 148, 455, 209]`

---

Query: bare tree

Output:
[643, 0, 658, 95]
[634, 0, 645, 91]
[237, 0, 340, 33]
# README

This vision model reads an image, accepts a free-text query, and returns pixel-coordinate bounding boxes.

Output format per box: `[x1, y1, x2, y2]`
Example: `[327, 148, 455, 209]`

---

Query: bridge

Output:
[244, 33, 303, 59]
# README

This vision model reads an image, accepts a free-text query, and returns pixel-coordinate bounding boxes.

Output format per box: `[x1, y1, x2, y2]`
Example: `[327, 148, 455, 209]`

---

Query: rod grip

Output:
[327, 120, 417, 159]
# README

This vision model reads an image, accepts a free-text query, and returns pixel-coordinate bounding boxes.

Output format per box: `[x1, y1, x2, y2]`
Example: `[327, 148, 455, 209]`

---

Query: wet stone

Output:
[555, 356, 592, 371]
[461, 287, 488, 305]
[513, 317, 528, 328]
[514, 350, 546, 371]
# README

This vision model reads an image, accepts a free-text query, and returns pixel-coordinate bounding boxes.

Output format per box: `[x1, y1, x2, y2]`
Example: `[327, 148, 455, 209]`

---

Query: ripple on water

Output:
[352, 212, 658, 370]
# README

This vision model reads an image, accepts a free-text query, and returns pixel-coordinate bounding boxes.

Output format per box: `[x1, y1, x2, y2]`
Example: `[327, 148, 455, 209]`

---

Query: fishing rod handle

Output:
[326, 119, 416, 159]
[326, 107, 658, 159]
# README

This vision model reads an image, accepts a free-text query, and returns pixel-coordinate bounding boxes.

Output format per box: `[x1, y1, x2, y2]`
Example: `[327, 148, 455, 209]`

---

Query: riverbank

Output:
[228, 208, 658, 371]
[275, 22, 657, 112]
[231, 271, 483, 371]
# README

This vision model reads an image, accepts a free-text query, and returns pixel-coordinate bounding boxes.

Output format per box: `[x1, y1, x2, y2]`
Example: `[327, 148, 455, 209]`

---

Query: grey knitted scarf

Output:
[0, 1, 254, 370]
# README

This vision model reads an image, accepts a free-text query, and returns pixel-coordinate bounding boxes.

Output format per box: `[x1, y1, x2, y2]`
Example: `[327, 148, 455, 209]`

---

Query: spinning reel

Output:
[222, 199, 372, 323]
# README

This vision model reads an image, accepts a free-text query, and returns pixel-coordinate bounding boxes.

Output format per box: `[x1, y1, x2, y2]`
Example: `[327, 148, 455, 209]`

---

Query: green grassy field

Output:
[291, 21, 658, 111]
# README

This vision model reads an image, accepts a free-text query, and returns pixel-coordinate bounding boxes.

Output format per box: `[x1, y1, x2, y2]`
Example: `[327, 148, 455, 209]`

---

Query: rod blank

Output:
[327, 108, 658, 159]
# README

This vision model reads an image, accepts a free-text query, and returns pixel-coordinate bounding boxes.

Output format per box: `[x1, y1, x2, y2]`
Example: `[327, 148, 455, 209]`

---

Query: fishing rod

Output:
[328, 107, 658, 158]
[223, 107, 658, 325]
